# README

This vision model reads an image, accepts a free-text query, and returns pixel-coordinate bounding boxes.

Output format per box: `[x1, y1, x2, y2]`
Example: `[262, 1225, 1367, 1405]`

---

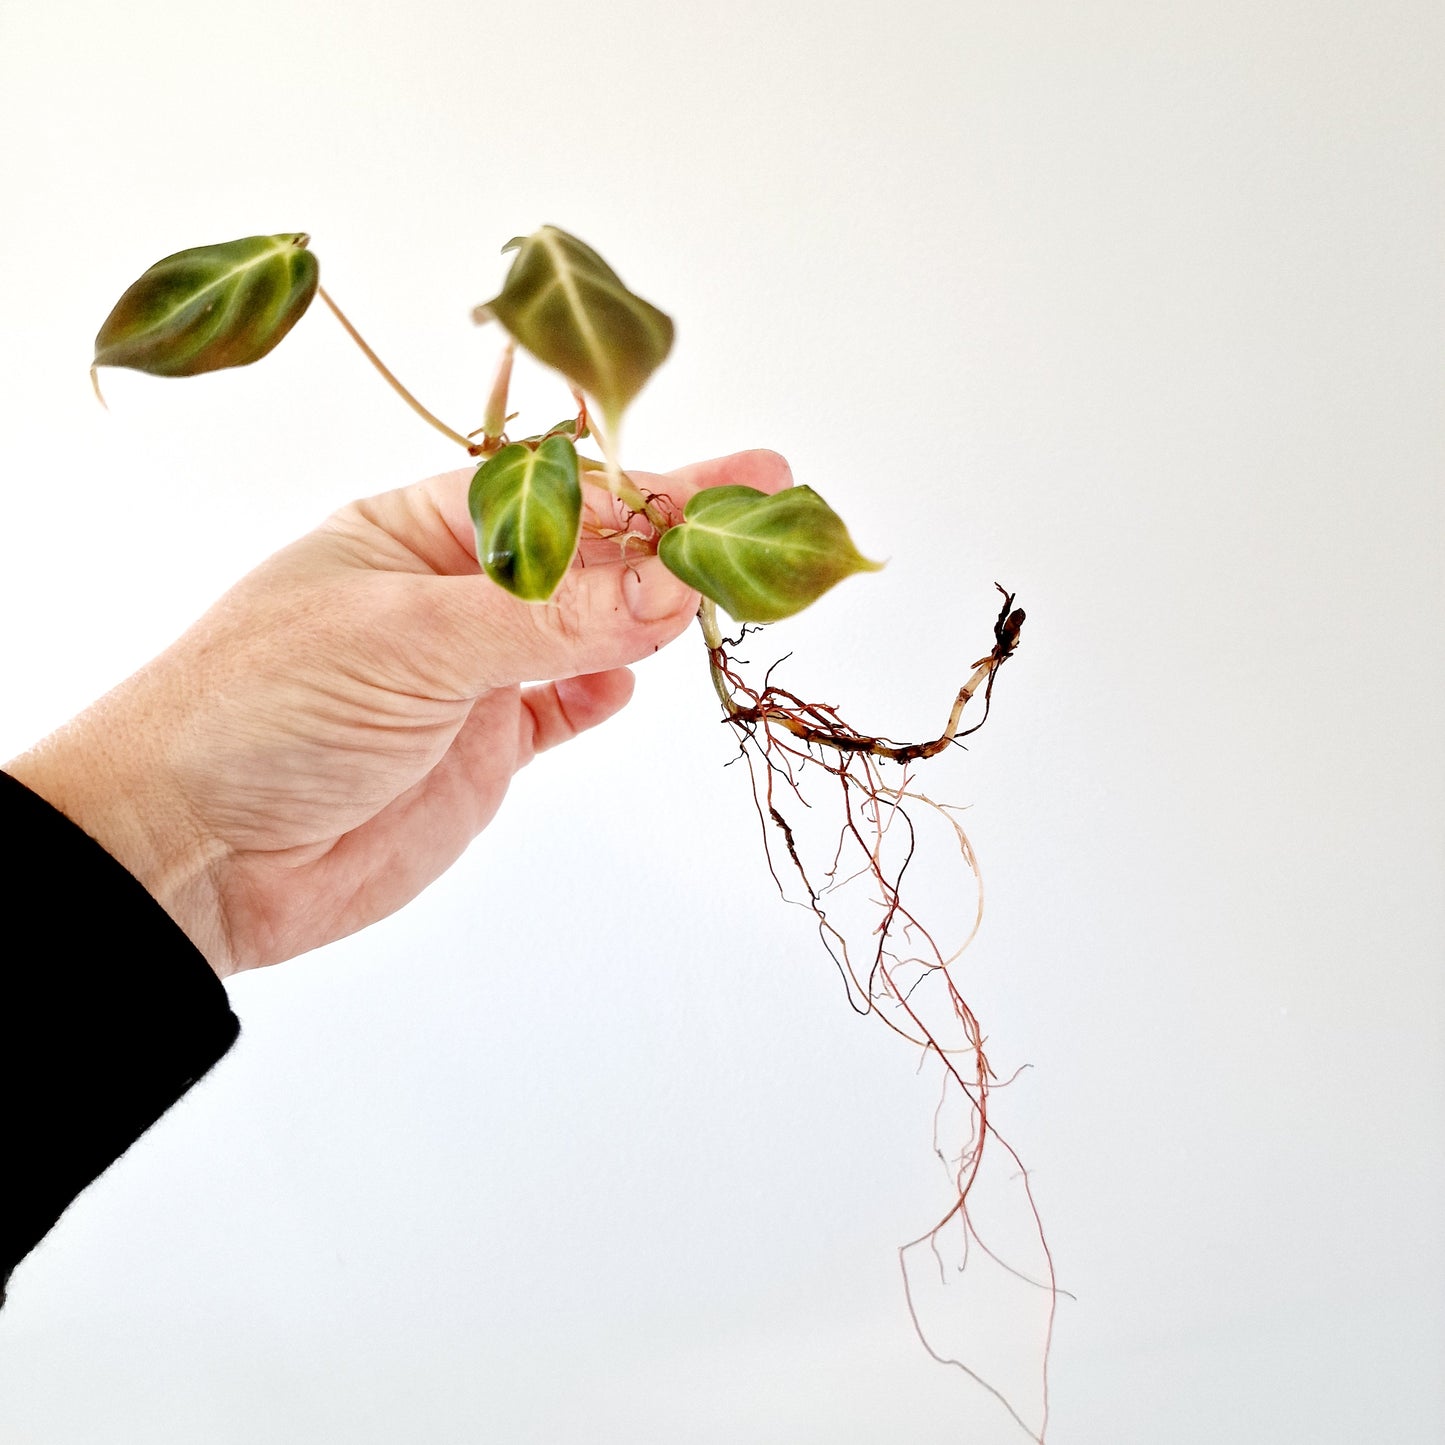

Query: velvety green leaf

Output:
[518, 417, 589, 445]
[479, 226, 673, 433]
[93, 234, 319, 377]
[469, 435, 582, 602]
[658, 485, 883, 623]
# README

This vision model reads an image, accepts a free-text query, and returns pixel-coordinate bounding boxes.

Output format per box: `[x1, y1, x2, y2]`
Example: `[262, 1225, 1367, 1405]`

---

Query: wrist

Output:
[7, 710, 233, 979]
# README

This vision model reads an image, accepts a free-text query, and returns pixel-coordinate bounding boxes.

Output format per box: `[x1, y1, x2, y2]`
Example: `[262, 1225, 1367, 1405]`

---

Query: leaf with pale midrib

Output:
[93, 234, 318, 377]
[659, 485, 883, 623]
[480, 226, 673, 435]
[469, 436, 582, 603]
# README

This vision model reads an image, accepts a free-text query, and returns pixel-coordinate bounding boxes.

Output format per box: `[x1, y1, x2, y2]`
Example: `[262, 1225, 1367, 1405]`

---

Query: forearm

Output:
[7, 679, 231, 978]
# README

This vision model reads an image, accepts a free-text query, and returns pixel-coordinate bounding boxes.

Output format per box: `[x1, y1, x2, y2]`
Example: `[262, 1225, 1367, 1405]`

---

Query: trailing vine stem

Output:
[700, 585, 1025, 762]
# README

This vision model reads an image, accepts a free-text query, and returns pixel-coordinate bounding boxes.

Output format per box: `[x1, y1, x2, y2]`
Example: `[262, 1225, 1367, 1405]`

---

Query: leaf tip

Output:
[89, 365, 108, 410]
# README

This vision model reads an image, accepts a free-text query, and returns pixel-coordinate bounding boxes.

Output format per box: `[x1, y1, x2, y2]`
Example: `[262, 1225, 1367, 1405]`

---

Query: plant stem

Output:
[579, 465, 671, 534]
[698, 596, 723, 650]
[586, 413, 664, 525]
[317, 286, 477, 454]
[584, 411, 628, 500]
[698, 599, 737, 715]
[479, 340, 515, 446]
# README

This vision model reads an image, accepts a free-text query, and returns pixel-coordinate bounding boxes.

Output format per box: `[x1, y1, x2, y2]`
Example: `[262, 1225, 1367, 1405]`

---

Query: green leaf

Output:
[479, 226, 673, 434]
[93, 234, 319, 378]
[658, 486, 883, 623]
[469, 435, 582, 602]
[517, 417, 589, 445]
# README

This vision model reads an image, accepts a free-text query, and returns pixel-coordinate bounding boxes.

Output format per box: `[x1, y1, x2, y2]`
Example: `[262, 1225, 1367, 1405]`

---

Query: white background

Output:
[0, 2, 1441, 1441]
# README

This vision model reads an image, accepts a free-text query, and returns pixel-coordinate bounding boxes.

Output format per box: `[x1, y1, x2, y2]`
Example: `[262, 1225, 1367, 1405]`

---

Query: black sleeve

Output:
[0, 769, 241, 1303]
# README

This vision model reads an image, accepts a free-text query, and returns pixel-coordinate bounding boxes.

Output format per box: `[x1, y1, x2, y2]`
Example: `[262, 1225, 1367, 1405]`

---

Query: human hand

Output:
[7, 449, 792, 978]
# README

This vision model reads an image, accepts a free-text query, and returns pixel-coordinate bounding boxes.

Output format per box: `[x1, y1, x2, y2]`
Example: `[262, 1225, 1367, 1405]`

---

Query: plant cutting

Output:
[91, 226, 1055, 1439]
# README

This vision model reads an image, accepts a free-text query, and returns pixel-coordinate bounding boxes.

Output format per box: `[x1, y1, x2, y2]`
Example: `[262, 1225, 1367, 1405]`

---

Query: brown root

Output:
[711, 585, 1024, 764]
[707, 586, 1057, 1442]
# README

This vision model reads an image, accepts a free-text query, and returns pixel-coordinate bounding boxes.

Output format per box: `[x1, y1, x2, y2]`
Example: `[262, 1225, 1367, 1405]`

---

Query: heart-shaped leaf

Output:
[658, 485, 883, 623]
[93, 234, 319, 378]
[477, 226, 673, 434]
[469, 435, 582, 602]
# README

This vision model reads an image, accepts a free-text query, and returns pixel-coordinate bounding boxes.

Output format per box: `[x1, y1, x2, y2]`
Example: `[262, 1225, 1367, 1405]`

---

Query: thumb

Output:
[428, 551, 700, 690]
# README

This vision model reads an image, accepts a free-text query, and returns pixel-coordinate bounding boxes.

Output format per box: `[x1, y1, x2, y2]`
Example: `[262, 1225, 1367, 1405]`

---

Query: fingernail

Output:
[625, 561, 696, 622]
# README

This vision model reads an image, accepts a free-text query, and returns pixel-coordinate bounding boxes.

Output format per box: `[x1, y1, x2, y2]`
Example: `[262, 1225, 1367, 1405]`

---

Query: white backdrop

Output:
[1, 2, 1441, 1441]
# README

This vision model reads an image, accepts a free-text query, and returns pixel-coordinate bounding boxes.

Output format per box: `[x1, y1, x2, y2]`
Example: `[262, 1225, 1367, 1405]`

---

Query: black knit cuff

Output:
[0, 769, 241, 1299]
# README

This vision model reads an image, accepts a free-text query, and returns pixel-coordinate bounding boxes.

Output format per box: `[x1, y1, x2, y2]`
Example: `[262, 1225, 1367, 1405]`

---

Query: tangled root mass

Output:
[706, 588, 1059, 1443]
